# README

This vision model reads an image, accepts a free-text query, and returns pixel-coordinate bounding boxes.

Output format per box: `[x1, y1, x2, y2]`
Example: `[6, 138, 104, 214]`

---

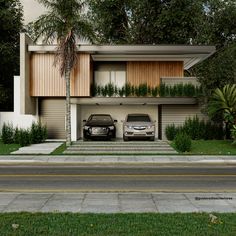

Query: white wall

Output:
[0, 76, 38, 132]
[80, 105, 158, 138]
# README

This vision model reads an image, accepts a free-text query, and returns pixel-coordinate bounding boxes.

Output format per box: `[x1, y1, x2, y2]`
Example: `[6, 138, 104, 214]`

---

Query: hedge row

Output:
[1, 122, 47, 147]
[165, 116, 224, 141]
[92, 83, 202, 97]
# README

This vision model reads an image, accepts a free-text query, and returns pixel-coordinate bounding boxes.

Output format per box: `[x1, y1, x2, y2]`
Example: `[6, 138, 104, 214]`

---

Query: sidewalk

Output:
[0, 192, 235, 213]
[0, 154, 236, 164]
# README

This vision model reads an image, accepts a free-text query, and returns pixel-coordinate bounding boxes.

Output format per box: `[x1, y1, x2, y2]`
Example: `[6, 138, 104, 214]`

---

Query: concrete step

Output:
[64, 150, 177, 154]
[72, 142, 169, 146]
[66, 147, 175, 151]
[69, 146, 172, 149]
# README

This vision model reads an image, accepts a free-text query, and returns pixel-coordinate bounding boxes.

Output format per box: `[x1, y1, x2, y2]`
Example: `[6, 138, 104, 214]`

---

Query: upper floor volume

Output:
[21, 33, 216, 98]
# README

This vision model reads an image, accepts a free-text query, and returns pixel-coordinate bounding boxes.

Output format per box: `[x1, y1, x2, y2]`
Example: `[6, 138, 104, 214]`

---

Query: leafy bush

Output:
[125, 83, 132, 96]
[151, 86, 158, 97]
[165, 124, 178, 141]
[13, 127, 20, 144]
[139, 84, 148, 96]
[92, 82, 202, 97]
[165, 116, 224, 141]
[174, 132, 191, 152]
[1, 122, 48, 146]
[30, 122, 47, 144]
[107, 83, 114, 97]
[18, 129, 31, 147]
[1, 123, 14, 144]
[118, 86, 125, 97]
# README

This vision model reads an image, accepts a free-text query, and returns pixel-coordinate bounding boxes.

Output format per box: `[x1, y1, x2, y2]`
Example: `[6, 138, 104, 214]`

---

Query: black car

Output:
[83, 114, 117, 140]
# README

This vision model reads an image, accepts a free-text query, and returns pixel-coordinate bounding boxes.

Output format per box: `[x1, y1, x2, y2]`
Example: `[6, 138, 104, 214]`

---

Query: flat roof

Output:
[28, 44, 216, 70]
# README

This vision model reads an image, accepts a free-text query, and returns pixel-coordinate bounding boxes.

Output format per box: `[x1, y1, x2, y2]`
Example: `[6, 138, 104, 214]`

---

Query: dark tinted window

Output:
[90, 115, 112, 122]
[127, 115, 151, 122]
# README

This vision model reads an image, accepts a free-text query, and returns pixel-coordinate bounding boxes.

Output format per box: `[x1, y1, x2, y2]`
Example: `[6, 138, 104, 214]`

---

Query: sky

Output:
[20, 0, 46, 24]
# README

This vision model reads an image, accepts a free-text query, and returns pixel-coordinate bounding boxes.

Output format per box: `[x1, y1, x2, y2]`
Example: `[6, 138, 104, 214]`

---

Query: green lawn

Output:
[0, 140, 20, 154]
[0, 213, 236, 236]
[172, 140, 236, 155]
[50, 142, 66, 155]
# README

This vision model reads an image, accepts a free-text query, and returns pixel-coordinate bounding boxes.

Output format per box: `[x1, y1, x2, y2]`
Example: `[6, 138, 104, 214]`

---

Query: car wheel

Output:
[150, 136, 155, 141]
[123, 135, 129, 141]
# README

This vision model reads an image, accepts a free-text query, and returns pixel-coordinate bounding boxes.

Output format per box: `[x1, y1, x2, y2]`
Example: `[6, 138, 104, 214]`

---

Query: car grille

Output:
[91, 127, 108, 135]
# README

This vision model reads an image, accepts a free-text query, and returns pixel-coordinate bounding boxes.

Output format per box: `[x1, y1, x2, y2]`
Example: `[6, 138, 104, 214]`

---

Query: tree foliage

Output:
[0, 0, 23, 111]
[88, 0, 206, 44]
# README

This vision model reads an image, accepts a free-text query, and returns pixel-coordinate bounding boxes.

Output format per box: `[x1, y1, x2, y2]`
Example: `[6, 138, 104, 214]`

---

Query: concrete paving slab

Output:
[80, 205, 120, 213]
[11, 142, 62, 155]
[119, 193, 152, 199]
[0, 193, 235, 213]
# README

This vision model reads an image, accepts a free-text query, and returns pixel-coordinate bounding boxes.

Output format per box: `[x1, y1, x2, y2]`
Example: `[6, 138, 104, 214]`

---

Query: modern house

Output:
[0, 33, 216, 141]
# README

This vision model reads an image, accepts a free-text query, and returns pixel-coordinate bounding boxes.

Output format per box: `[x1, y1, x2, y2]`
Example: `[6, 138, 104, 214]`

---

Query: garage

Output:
[79, 105, 158, 139]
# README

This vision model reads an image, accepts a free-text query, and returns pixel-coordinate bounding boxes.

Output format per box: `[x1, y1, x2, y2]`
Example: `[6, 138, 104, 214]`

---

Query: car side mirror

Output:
[114, 119, 118, 123]
[83, 120, 86, 122]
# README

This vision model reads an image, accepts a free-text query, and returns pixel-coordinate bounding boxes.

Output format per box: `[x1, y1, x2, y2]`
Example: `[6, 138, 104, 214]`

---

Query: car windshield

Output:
[127, 115, 151, 122]
[90, 115, 112, 122]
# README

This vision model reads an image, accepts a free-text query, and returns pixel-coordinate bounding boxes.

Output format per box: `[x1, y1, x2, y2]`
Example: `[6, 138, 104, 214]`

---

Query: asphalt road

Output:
[0, 164, 236, 193]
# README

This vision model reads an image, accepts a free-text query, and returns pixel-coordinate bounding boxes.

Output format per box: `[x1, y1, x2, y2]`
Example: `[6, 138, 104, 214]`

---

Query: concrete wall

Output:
[20, 33, 36, 115]
[80, 105, 158, 138]
[0, 76, 38, 132]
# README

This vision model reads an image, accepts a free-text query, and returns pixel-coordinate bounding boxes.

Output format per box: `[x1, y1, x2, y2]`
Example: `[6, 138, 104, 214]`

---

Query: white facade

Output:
[0, 76, 38, 132]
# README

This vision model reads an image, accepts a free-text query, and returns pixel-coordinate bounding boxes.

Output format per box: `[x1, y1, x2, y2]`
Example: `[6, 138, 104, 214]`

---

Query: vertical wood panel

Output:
[127, 61, 183, 87]
[30, 53, 91, 97]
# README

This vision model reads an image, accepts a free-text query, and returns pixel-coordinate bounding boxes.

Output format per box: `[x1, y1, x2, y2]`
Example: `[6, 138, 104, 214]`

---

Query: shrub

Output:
[125, 83, 132, 96]
[151, 86, 158, 97]
[30, 122, 47, 144]
[139, 84, 148, 96]
[1, 123, 14, 144]
[18, 129, 31, 147]
[107, 83, 114, 97]
[174, 132, 191, 152]
[118, 86, 125, 97]
[13, 127, 20, 144]
[165, 124, 178, 141]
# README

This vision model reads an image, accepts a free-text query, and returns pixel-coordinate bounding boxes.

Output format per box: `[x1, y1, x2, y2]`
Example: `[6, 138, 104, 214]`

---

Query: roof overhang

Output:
[70, 97, 198, 105]
[28, 44, 216, 69]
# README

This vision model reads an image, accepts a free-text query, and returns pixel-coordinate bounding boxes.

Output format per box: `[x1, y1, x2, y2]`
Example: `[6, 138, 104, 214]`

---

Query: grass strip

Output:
[0, 212, 236, 236]
[171, 140, 236, 155]
[0, 140, 20, 154]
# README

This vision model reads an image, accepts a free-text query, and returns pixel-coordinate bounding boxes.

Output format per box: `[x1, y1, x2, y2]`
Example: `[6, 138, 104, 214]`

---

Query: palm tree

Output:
[208, 84, 236, 121]
[32, 0, 93, 146]
[208, 84, 236, 138]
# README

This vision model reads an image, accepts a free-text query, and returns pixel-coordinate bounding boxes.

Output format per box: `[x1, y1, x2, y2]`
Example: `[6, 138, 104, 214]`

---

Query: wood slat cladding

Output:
[127, 61, 183, 87]
[30, 53, 91, 97]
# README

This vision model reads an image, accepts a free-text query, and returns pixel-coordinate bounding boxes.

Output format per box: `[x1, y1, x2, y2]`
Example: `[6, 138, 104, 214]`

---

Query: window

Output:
[94, 62, 126, 88]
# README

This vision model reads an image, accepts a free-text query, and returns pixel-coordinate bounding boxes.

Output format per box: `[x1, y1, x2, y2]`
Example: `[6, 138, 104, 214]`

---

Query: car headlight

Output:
[108, 126, 115, 130]
[147, 125, 155, 129]
[125, 125, 132, 129]
[84, 126, 90, 130]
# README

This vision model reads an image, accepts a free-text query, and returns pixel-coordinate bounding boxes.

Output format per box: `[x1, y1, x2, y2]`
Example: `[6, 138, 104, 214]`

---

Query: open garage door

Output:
[39, 99, 66, 139]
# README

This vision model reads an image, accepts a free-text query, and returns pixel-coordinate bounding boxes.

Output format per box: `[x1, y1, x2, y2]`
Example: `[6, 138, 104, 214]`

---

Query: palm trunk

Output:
[65, 62, 71, 146]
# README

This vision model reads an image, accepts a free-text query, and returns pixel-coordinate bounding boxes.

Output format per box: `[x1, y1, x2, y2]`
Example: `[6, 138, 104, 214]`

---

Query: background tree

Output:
[88, 0, 205, 44]
[31, 0, 93, 146]
[88, 0, 128, 44]
[0, 0, 23, 111]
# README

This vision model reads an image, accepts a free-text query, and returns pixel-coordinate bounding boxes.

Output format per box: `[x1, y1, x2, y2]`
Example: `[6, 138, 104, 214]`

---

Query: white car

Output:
[123, 114, 155, 141]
